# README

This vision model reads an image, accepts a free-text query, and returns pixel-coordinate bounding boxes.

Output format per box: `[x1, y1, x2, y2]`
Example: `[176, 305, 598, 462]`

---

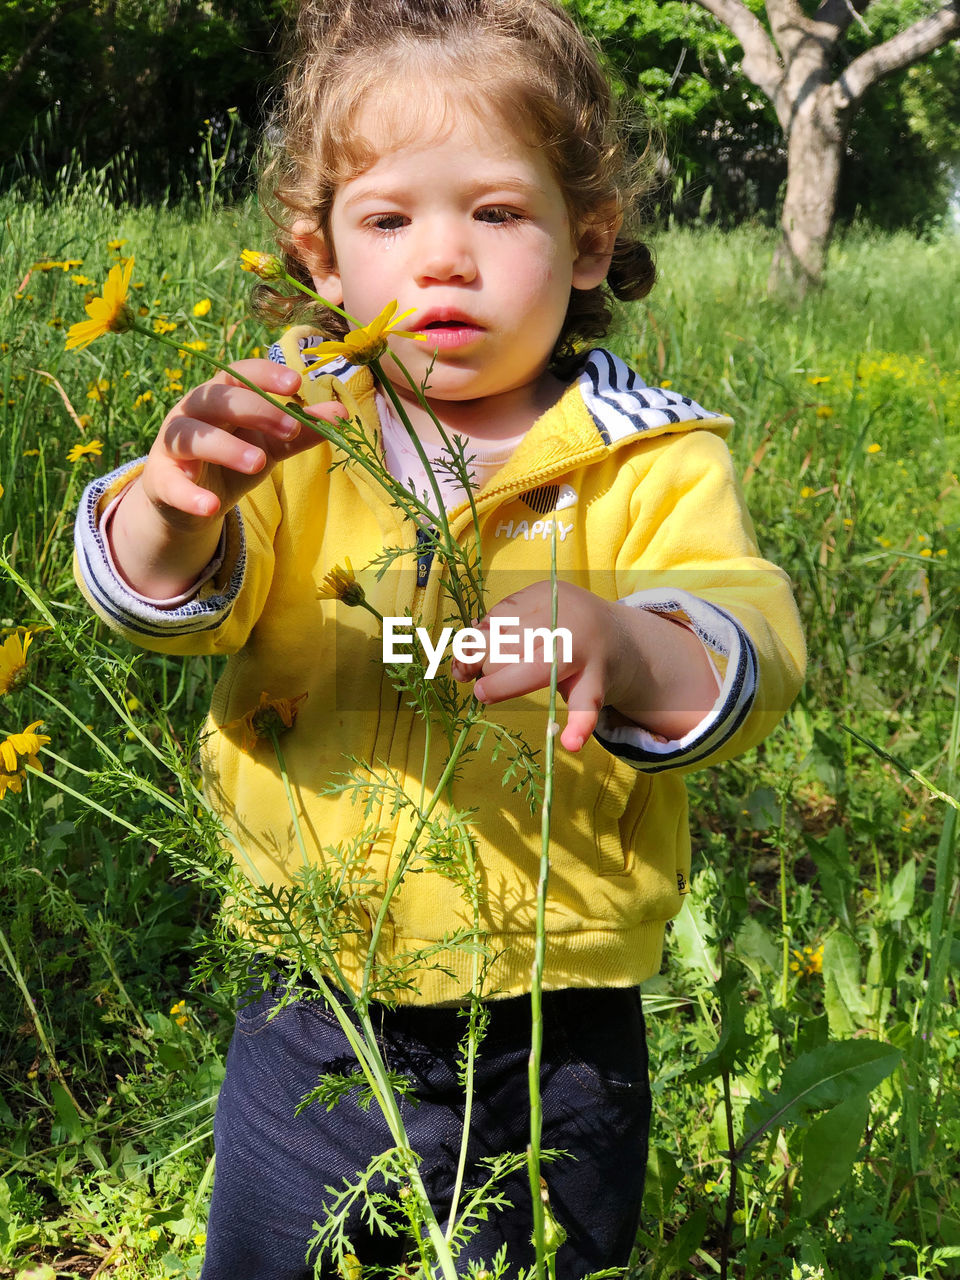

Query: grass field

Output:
[1, 180, 959, 1280]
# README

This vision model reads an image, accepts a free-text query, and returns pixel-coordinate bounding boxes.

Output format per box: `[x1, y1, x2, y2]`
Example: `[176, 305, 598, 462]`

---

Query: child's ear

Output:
[571, 208, 621, 291]
[292, 220, 343, 306]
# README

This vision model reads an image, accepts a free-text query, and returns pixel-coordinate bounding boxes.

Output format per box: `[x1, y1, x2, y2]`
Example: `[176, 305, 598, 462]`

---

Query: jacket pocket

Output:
[593, 755, 651, 876]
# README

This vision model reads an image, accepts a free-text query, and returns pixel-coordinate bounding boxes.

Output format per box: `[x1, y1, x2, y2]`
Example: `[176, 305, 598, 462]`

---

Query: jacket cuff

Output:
[593, 589, 757, 772]
[74, 460, 246, 640]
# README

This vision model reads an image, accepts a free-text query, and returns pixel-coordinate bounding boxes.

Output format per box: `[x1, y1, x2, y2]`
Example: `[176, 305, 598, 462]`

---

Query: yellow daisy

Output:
[302, 301, 425, 366]
[240, 249, 284, 280]
[65, 258, 135, 351]
[225, 691, 308, 753]
[0, 630, 33, 696]
[193, 298, 212, 317]
[67, 439, 104, 463]
[0, 720, 50, 799]
[317, 559, 366, 607]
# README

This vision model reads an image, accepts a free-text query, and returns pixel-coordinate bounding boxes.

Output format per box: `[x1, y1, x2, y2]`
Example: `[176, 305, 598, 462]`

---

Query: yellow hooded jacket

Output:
[75, 340, 805, 1004]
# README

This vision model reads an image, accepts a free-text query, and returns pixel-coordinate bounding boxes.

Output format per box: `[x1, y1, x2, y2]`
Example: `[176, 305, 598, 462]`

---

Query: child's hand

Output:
[450, 581, 720, 751]
[140, 359, 341, 522]
[449, 581, 625, 752]
[109, 360, 344, 599]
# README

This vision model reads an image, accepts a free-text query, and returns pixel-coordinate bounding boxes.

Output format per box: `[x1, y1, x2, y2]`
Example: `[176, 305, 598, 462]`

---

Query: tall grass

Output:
[1, 188, 958, 1279]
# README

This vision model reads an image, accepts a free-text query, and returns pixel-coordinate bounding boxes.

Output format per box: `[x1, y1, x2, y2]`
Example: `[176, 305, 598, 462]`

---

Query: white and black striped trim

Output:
[74, 462, 245, 639]
[594, 589, 757, 772]
[269, 338, 357, 383]
[578, 349, 719, 445]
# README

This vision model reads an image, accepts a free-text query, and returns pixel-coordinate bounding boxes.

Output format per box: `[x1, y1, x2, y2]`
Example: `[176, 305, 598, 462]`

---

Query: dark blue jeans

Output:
[201, 981, 650, 1279]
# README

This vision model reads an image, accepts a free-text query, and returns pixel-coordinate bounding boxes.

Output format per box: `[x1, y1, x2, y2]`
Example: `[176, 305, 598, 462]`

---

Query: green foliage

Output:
[0, 0, 290, 202]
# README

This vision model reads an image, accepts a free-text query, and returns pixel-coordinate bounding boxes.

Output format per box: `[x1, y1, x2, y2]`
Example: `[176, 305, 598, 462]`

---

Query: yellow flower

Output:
[107, 238, 128, 251]
[153, 318, 177, 335]
[182, 339, 208, 352]
[0, 720, 50, 798]
[148, 1228, 161, 1242]
[65, 258, 135, 351]
[71, 274, 94, 286]
[808, 375, 830, 386]
[164, 367, 183, 381]
[318, 559, 365, 607]
[87, 378, 111, 401]
[225, 691, 308, 753]
[240, 249, 285, 280]
[67, 439, 104, 463]
[133, 391, 154, 408]
[302, 301, 426, 366]
[193, 298, 212, 317]
[800, 485, 815, 499]
[0, 630, 33, 696]
[920, 548, 932, 557]
[867, 443, 881, 454]
[815, 406, 832, 419]
[659, 379, 673, 389]
[790, 943, 824, 977]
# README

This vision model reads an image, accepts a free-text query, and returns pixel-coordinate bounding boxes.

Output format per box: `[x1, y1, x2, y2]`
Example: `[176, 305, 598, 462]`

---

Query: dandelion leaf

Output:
[799, 1089, 870, 1218]
[741, 1039, 901, 1156]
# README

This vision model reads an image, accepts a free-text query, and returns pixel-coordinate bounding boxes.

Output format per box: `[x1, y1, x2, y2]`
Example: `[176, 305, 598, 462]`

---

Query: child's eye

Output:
[367, 213, 408, 232]
[475, 206, 522, 225]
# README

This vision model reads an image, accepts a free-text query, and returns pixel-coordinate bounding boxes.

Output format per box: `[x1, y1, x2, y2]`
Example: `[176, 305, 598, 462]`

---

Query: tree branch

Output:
[812, 0, 871, 40]
[835, 1, 960, 107]
[689, 0, 785, 100]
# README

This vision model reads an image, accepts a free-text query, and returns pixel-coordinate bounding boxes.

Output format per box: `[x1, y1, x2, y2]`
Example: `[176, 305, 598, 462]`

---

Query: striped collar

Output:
[270, 339, 721, 447]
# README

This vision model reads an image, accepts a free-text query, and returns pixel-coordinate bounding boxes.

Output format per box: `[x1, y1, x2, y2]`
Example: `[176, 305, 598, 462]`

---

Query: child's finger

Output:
[556, 669, 606, 753]
[178, 384, 301, 439]
[162, 418, 267, 475]
[472, 660, 553, 706]
[214, 359, 303, 397]
[149, 462, 223, 519]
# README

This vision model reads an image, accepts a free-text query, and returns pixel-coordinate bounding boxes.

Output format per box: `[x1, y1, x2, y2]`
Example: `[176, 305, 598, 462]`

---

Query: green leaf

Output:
[884, 860, 915, 922]
[741, 1040, 901, 1156]
[669, 891, 719, 982]
[822, 931, 870, 1037]
[800, 1089, 870, 1217]
[643, 1146, 682, 1221]
[49, 1080, 84, 1145]
[685, 966, 757, 1083]
[654, 1206, 709, 1279]
[735, 915, 780, 982]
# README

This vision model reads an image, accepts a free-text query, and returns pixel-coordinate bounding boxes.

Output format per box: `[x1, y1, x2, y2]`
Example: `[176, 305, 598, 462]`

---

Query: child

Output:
[74, 0, 805, 1275]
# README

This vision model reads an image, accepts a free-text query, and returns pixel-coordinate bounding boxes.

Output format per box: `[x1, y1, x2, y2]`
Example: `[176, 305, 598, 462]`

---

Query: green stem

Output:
[445, 822, 484, 1241]
[360, 720, 475, 1006]
[385, 358, 486, 615]
[778, 788, 790, 1008]
[527, 520, 561, 1280]
[28, 681, 122, 766]
[375, 369, 480, 628]
[270, 730, 311, 873]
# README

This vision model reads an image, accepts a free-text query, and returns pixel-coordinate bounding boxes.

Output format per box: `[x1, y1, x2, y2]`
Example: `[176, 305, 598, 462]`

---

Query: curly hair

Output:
[254, 0, 656, 361]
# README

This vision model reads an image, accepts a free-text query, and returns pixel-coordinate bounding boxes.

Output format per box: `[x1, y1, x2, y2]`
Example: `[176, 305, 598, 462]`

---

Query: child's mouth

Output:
[416, 316, 483, 349]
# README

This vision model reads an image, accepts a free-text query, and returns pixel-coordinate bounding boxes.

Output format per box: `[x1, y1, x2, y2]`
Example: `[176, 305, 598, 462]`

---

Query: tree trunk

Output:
[769, 83, 849, 295]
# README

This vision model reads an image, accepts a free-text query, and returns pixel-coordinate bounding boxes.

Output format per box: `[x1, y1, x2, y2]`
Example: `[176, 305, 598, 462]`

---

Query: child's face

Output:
[303, 91, 613, 414]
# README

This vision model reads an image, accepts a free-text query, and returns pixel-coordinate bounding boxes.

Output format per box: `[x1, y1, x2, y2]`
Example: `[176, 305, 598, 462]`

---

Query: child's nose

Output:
[414, 222, 477, 285]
